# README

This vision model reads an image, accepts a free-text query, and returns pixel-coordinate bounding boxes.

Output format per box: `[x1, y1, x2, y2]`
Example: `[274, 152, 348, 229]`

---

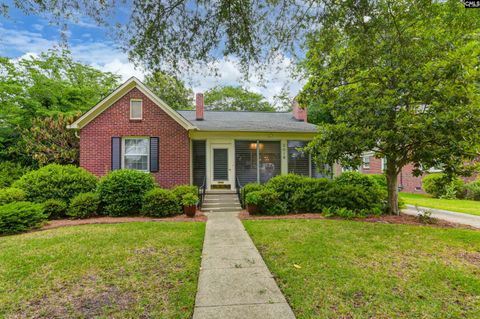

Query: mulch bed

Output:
[239, 210, 478, 230]
[41, 211, 207, 231]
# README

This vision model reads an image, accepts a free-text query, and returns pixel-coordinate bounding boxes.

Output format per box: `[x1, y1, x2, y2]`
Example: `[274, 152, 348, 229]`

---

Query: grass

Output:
[0, 222, 205, 318]
[400, 192, 480, 216]
[244, 219, 480, 319]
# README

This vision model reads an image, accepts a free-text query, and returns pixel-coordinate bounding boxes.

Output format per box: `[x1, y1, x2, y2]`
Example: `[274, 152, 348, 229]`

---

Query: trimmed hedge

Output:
[265, 174, 308, 212]
[291, 178, 331, 213]
[42, 199, 67, 219]
[0, 188, 26, 206]
[141, 188, 181, 217]
[0, 201, 47, 235]
[67, 192, 100, 219]
[98, 169, 155, 216]
[245, 189, 287, 215]
[12, 164, 97, 203]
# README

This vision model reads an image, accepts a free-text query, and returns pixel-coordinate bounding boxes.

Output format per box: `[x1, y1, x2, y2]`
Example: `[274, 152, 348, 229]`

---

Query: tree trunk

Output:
[386, 170, 399, 215]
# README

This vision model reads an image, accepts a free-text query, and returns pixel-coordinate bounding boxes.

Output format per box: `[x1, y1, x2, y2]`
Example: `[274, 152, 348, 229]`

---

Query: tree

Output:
[0, 50, 120, 163]
[299, 0, 480, 214]
[144, 71, 193, 109]
[21, 114, 80, 166]
[204, 86, 275, 112]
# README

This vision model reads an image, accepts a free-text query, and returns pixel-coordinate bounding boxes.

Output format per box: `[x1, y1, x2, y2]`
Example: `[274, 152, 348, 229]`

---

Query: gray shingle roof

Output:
[176, 110, 318, 133]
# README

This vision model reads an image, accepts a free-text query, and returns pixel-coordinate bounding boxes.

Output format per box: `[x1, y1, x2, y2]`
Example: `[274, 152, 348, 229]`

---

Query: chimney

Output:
[196, 93, 204, 121]
[292, 99, 307, 122]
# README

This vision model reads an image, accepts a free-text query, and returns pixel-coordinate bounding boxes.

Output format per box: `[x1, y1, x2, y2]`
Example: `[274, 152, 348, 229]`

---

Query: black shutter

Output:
[150, 137, 159, 172]
[111, 137, 121, 170]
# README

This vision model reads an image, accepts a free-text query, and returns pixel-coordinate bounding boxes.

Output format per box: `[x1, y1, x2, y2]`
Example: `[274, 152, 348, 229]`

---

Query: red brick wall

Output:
[79, 87, 190, 188]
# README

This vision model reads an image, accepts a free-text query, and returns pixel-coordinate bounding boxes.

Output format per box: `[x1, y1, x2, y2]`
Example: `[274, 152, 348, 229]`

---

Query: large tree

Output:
[299, 0, 480, 214]
[0, 50, 120, 163]
[204, 86, 275, 112]
[144, 71, 194, 109]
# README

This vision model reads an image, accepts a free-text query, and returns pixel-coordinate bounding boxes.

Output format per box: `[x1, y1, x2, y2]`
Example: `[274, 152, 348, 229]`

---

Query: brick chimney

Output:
[196, 93, 204, 121]
[292, 99, 307, 122]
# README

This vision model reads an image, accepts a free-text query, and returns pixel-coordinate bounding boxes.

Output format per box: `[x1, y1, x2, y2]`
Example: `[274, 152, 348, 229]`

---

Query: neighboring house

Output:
[69, 77, 319, 190]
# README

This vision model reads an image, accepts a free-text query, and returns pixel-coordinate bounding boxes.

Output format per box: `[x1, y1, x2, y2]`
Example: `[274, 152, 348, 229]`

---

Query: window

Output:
[130, 99, 142, 119]
[123, 138, 149, 171]
[362, 156, 370, 169]
[288, 141, 309, 176]
[381, 158, 387, 172]
[235, 140, 280, 184]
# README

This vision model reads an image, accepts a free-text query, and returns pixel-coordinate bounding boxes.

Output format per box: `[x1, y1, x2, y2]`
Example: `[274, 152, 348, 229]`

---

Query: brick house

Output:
[69, 77, 319, 190]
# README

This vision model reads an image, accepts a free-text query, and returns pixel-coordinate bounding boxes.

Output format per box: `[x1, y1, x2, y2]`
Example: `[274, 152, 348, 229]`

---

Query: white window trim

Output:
[130, 99, 143, 120]
[122, 137, 149, 172]
[362, 156, 370, 169]
[381, 158, 387, 172]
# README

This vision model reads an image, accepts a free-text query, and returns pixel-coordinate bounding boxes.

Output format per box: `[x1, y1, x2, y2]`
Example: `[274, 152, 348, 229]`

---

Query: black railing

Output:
[235, 177, 245, 208]
[198, 176, 207, 209]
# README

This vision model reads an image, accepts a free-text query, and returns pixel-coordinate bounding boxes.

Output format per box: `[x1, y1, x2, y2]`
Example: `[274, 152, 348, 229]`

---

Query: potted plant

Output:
[182, 193, 198, 217]
[245, 191, 261, 215]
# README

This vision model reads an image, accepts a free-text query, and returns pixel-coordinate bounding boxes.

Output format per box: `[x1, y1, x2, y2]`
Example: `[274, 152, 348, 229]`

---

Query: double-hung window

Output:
[123, 138, 149, 171]
[130, 99, 143, 120]
[362, 156, 370, 169]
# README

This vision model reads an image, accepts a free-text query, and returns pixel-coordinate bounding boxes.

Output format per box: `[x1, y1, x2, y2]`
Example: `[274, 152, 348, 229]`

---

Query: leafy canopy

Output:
[204, 86, 275, 112]
[144, 71, 194, 110]
[300, 0, 480, 213]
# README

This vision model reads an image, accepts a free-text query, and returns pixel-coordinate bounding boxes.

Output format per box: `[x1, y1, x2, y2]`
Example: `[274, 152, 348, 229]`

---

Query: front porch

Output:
[190, 131, 321, 191]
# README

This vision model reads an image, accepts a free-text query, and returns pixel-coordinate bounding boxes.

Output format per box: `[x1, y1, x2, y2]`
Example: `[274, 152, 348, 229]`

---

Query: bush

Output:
[0, 202, 47, 235]
[141, 188, 181, 217]
[291, 178, 331, 213]
[98, 169, 156, 216]
[422, 173, 464, 198]
[465, 180, 480, 201]
[172, 185, 198, 201]
[240, 183, 264, 207]
[245, 189, 287, 215]
[67, 192, 100, 219]
[369, 174, 387, 189]
[0, 187, 26, 206]
[324, 183, 384, 214]
[335, 171, 379, 188]
[0, 161, 30, 188]
[12, 164, 97, 203]
[42, 199, 67, 219]
[182, 193, 199, 206]
[266, 174, 309, 211]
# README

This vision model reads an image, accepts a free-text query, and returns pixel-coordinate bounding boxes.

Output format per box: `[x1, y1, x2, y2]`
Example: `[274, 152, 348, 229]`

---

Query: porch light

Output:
[249, 142, 264, 150]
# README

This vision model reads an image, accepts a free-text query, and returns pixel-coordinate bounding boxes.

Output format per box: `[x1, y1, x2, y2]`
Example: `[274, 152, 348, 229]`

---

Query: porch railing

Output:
[235, 177, 245, 208]
[198, 176, 207, 209]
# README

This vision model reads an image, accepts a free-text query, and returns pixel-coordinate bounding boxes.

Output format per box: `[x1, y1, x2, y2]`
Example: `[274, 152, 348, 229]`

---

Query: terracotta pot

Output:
[247, 204, 258, 215]
[184, 205, 196, 217]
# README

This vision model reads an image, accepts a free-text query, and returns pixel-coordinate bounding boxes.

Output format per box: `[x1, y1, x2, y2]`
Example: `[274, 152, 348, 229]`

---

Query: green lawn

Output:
[244, 219, 480, 319]
[0, 222, 205, 318]
[400, 192, 480, 216]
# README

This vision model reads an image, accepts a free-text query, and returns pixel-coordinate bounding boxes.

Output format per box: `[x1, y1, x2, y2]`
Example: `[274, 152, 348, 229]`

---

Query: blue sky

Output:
[0, 2, 303, 107]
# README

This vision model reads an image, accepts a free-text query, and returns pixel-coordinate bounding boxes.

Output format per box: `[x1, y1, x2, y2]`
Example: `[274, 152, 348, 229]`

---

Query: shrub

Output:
[291, 178, 331, 213]
[97, 169, 155, 216]
[42, 199, 67, 219]
[465, 180, 480, 201]
[422, 173, 464, 198]
[335, 171, 379, 188]
[245, 189, 287, 215]
[172, 185, 198, 201]
[266, 174, 309, 211]
[0, 187, 26, 206]
[12, 164, 97, 203]
[141, 188, 181, 217]
[240, 183, 264, 207]
[67, 192, 100, 219]
[0, 202, 47, 235]
[369, 174, 387, 189]
[182, 193, 199, 206]
[324, 183, 384, 213]
[0, 161, 31, 188]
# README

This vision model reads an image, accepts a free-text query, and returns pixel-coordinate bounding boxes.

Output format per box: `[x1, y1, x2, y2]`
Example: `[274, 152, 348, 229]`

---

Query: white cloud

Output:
[0, 25, 305, 107]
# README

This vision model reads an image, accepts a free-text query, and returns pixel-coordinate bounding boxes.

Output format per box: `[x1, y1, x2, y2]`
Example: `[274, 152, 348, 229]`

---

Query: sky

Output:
[0, 2, 305, 108]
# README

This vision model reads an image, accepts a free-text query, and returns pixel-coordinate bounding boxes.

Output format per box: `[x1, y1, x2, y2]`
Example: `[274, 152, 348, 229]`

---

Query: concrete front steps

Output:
[201, 191, 242, 212]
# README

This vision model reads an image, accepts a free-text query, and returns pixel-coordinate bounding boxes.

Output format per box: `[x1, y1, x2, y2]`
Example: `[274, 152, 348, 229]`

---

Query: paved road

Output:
[403, 205, 480, 228]
[193, 211, 295, 319]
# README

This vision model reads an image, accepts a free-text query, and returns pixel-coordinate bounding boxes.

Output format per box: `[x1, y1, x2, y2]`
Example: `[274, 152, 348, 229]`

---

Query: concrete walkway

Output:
[193, 211, 296, 319]
[403, 205, 480, 228]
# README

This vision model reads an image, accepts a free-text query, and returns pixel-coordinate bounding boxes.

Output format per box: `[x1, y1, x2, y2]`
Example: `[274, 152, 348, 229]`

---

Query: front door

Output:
[210, 144, 233, 189]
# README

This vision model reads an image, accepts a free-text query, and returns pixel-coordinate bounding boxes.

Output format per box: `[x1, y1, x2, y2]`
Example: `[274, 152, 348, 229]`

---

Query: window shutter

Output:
[150, 137, 159, 172]
[111, 137, 121, 170]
